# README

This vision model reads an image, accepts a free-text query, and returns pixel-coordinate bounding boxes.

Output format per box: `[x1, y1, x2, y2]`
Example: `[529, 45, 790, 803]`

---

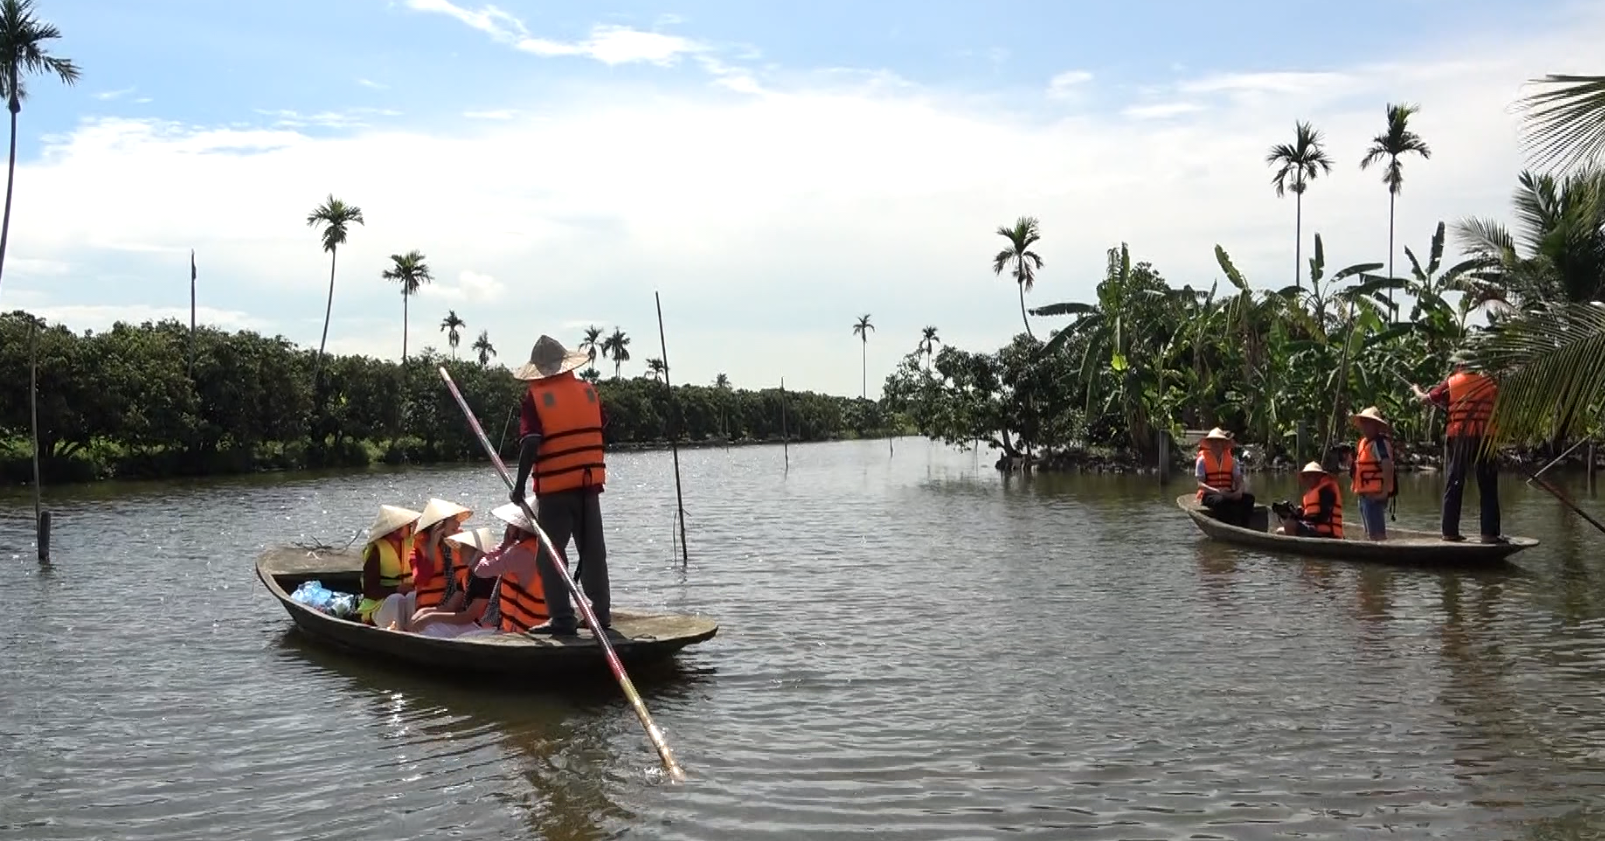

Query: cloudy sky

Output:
[2, 0, 1597, 398]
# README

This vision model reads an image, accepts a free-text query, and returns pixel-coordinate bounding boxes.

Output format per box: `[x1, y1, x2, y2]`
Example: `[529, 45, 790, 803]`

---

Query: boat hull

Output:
[1175, 494, 1537, 567]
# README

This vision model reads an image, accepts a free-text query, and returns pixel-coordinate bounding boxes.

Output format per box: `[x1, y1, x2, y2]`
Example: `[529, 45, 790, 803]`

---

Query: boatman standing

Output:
[509, 335, 614, 636]
[1411, 350, 1506, 544]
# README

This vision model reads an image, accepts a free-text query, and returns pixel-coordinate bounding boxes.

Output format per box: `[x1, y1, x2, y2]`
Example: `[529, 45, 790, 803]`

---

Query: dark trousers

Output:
[1203, 491, 1257, 528]
[535, 489, 610, 627]
[1443, 435, 1500, 538]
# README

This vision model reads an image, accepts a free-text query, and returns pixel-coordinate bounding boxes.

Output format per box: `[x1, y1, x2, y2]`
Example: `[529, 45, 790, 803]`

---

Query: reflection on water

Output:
[2, 439, 1605, 839]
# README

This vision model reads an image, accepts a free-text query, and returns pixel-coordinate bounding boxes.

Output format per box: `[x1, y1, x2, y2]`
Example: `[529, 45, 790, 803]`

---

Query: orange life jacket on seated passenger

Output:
[1351, 436, 1389, 497]
[495, 535, 550, 633]
[528, 374, 607, 495]
[412, 540, 457, 611]
[1446, 370, 1497, 438]
[1301, 475, 1345, 539]
[1196, 447, 1236, 501]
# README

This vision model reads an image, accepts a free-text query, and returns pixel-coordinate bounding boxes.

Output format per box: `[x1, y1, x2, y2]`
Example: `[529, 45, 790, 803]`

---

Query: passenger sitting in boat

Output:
[410, 526, 502, 639]
[1195, 427, 1255, 528]
[470, 499, 555, 636]
[409, 497, 474, 618]
[360, 505, 422, 627]
[1274, 462, 1345, 539]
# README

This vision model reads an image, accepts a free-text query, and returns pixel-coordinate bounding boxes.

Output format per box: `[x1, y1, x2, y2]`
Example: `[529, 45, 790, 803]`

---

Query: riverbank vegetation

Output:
[0, 314, 905, 484]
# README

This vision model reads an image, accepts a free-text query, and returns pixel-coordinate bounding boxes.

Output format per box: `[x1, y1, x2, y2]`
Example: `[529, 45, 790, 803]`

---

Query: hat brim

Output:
[368, 505, 422, 538]
[445, 526, 502, 554]
[512, 351, 590, 381]
[491, 500, 539, 533]
[417, 498, 473, 531]
[1350, 415, 1393, 431]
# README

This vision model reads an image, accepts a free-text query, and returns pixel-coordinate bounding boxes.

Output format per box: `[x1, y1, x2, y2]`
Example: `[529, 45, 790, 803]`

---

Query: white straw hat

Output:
[1350, 405, 1393, 433]
[444, 525, 502, 554]
[1300, 461, 1330, 475]
[417, 497, 472, 531]
[491, 499, 540, 534]
[1203, 427, 1234, 442]
[367, 504, 421, 539]
[513, 335, 591, 381]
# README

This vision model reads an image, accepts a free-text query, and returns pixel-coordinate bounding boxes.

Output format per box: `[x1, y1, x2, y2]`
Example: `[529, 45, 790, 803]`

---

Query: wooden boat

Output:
[1175, 494, 1538, 566]
[257, 546, 718, 676]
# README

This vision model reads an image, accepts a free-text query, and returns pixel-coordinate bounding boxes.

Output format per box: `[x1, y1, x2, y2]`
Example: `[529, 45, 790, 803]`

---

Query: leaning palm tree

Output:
[1266, 120, 1334, 290]
[601, 327, 630, 379]
[306, 194, 364, 385]
[381, 249, 432, 361]
[579, 324, 603, 374]
[852, 313, 874, 398]
[0, 0, 78, 296]
[1516, 74, 1605, 175]
[917, 325, 940, 372]
[472, 329, 496, 367]
[992, 216, 1043, 338]
[1360, 103, 1431, 315]
[439, 310, 465, 358]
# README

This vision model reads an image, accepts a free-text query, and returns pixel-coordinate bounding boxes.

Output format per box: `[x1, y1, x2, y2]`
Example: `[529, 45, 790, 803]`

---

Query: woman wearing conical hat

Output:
[410, 526, 503, 639]
[360, 504, 421, 628]
[408, 497, 474, 617]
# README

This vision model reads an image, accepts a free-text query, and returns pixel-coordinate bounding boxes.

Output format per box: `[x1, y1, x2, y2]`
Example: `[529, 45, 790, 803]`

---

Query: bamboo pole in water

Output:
[29, 318, 47, 563]
[654, 292, 689, 567]
[780, 378, 789, 472]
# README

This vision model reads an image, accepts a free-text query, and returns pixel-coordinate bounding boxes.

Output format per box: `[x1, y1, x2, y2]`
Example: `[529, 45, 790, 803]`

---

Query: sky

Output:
[1, 0, 1599, 399]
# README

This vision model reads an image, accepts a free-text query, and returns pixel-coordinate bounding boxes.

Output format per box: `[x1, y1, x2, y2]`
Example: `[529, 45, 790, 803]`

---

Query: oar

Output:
[437, 366, 687, 783]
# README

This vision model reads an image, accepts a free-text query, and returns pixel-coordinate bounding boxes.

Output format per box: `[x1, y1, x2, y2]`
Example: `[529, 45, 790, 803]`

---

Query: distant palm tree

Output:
[381, 249, 432, 361]
[0, 0, 78, 296]
[1266, 120, 1334, 290]
[852, 313, 874, 398]
[579, 325, 603, 374]
[714, 372, 730, 388]
[646, 357, 666, 382]
[440, 310, 465, 358]
[472, 330, 496, 367]
[1360, 103, 1431, 314]
[306, 194, 365, 385]
[1516, 74, 1605, 175]
[992, 216, 1043, 339]
[916, 325, 940, 372]
[601, 327, 630, 379]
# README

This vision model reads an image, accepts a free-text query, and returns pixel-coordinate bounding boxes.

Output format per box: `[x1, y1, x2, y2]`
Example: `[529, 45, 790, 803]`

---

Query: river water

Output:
[3, 439, 1605, 840]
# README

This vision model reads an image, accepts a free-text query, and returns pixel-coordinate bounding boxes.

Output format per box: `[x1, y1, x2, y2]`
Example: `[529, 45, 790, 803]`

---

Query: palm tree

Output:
[916, 325, 940, 372]
[306, 194, 365, 385]
[1266, 121, 1334, 290]
[601, 327, 630, 379]
[579, 325, 603, 374]
[992, 216, 1043, 338]
[1454, 168, 1605, 308]
[0, 0, 78, 296]
[714, 372, 730, 388]
[646, 357, 666, 382]
[472, 330, 496, 367]
[1461, 301, 1605, 449]
[1516, 74, 1605, 175]
[1360, 103, 1431, 315]
[439, 310, 465, 358]
[381, 250, 432, 361]
[852, 313, 874, 398]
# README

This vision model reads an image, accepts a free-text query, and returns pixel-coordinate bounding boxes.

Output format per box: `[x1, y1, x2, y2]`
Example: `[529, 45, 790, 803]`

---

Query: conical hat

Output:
[368, 504, 421, 538]
[513, 335, 590, 381]
[1350, 405, 1392, 431]
[1300, 461, 1329, 475]
[417, 497, 472, 531]
[491, 499, 540, 534]
[444, 525, 502, 554]
[1203, 427, 1234, 442]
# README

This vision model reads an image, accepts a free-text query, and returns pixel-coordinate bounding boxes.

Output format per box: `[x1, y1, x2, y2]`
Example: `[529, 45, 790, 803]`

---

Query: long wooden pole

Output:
[438, 366, 686, 781]
[189, 249, 197, 376]
[780, 377, 789, 471]
[29, 317, 45, 562]
[654, 292, 689, 567]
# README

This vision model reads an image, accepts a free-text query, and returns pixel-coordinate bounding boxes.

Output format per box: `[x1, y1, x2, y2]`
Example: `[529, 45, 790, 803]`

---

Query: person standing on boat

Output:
[361, 505, 422, 627]
[411, 526, 502, 639]
[1195, 427, 1255, 528]
[1410, 351, 1506, 544]
[1275, 462, 1344, 539]
[508, 335, 612, 637]
[1348, 407, 1396, 542]
[409, 498, 474, 616]
[470, 502, 555, 635]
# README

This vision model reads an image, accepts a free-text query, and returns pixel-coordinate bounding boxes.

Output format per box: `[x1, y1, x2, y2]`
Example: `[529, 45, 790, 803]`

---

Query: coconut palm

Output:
[1266, 120, 1334, 290]
[306, 194, 365, 385]
[1516, 74, 1605, 174]
[381, 250, 432, 361]
[992, 216, 1043, 338]
[472, 330, 496, 367]
[0, 0, 78, 296]
[1454, 168, 1605, 308]
[1360, 103, 1431, 315]
[646, 357, 666, 382]
[916, 325, 940, 372]
[1461, 301, 1605, 448]
[852, 313, 874, 398]
[579, 325, 603, 374]
[439, 310, 465, 358]
[601, 327, 630, 379]
[714, 373, 730, 388]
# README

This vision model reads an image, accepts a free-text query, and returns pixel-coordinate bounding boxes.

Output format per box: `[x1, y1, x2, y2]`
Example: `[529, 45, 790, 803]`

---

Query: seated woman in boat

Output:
[361, 505, 422, 627]
[1274, 462, 1345, 539]
[408, 497, 474, 620]
[1195, 428, 1255, 528]
[468, 500, 556, 636]
[410, 526, 503, 639]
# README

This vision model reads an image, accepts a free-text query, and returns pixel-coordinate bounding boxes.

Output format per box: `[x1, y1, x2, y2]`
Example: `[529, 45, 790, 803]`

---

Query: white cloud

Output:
[4, 4, 1603, 396]
[93, 87, 135, 101]
[1123, 101, 1208, 120]
[408, 0, 701, 67]
[463, 109, 516, 120]
[357, 78, 388, 90]
[1046, 70, 1093, 99]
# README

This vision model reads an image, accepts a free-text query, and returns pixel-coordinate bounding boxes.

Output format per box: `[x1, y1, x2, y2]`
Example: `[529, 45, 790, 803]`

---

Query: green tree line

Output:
[0, 313, 902, 484]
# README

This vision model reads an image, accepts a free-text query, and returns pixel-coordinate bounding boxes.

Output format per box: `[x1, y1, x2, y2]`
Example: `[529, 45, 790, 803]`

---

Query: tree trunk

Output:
[1294, 192, 1303, 290]
[314, 247, 339, 388]
[861, 338, 866, 399]
[1387, 191, 1396, 320]
[1018, 283, 1035, 339]
[402, 291, 409, 361]
[0, 91, 20, 294]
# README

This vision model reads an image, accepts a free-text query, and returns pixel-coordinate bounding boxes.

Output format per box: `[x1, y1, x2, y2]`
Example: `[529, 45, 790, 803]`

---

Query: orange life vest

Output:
[1196, 447, 1236, 501]
[1446, 371, 1497, 438]
[527, 374, 607, 495]
[496, 535, 551, 633]
[1351, 435, 1390, 497]
[1301, 475, 1345, 538]
[413, 540, 456, 610]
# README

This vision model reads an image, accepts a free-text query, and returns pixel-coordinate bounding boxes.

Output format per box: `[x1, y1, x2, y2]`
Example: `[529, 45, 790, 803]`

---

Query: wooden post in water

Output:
[29, 317, 48, 563]
[1157, 429, 1170, 485]
[780, 377, 789, 472]
[1589, 439, 1598, 494]
[653, 292, 689, 567]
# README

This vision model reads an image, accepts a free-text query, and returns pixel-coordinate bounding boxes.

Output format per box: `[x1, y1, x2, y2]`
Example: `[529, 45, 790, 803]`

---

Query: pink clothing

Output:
[473, 536, 543, 583]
